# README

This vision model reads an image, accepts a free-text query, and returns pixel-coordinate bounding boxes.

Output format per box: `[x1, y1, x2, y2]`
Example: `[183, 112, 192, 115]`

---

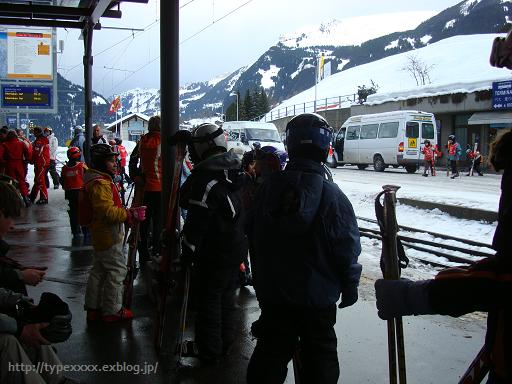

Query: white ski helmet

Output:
[189, 123, 227, 163]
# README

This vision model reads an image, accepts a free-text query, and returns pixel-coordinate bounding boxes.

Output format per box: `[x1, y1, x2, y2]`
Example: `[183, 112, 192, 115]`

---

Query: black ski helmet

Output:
[90, 143, 118, 169]
[424, 139, 431, 145]
[285, 113, 333, 162]
[448, 134, 455, 141]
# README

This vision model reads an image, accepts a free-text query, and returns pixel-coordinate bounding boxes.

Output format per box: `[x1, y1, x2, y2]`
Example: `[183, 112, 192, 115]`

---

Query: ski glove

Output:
[127, 206, 147, 225]
[375, 278, 435, 320]
[338, 285, 358, 308]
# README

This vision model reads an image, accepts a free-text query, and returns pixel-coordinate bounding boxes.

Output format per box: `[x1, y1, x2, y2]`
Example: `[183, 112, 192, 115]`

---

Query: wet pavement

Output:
[5, 189, 487, 383]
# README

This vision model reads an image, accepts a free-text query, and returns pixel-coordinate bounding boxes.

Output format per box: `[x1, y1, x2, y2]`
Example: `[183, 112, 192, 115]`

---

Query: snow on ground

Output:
[330, 165, 500, 285]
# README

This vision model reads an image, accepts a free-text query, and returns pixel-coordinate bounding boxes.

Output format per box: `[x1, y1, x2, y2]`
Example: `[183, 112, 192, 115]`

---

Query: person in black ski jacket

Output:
[375, 129, 512, 383]
[179, 123, 248, 362]
[246, 113, 362, 384]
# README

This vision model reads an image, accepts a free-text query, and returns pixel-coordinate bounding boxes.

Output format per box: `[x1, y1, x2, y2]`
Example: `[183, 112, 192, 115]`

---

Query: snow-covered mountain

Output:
[25, 0, 512, 137]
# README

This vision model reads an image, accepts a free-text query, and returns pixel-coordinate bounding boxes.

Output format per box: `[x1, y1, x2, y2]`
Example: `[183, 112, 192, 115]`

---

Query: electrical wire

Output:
[180, 0, 253, 45]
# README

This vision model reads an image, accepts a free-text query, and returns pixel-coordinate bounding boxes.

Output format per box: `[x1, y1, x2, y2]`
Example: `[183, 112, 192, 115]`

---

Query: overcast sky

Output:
[56, 0, 462, 98]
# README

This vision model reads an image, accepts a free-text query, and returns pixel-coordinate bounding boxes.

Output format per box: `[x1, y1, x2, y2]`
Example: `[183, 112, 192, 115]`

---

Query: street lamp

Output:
[230, 92, 239, 121]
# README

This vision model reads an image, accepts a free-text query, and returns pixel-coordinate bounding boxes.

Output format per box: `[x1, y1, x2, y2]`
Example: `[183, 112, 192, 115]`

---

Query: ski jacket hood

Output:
[192, 149, 240, 172]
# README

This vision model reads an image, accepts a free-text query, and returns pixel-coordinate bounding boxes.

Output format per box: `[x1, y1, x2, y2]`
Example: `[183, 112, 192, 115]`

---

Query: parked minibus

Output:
[327, 110, 438, 173]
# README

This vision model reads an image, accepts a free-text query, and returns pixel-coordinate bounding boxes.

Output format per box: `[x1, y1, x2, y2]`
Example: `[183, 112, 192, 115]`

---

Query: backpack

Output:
[456, 143, 462, 157]
[78, 175, 103, 226]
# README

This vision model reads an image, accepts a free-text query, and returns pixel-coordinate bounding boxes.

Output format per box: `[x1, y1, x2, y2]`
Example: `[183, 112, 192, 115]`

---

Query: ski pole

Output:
[376, 185, 407, 384]
[176, 266, 191, 369]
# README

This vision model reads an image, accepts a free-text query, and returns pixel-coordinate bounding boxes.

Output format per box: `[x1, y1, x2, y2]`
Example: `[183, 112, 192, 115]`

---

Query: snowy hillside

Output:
[279, 11, 436, 48]
[264, 33, 510, 119]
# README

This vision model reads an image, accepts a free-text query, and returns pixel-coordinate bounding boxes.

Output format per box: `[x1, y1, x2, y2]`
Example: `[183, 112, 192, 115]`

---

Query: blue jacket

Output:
[70, 132, 85, 162]
[249, 158, 362, 309]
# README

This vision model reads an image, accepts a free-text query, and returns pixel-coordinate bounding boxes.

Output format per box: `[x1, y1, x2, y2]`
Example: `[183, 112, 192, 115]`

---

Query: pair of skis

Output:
[469, 143, 479, 176]
[154, 137, 187, 350]
[122, 178, 145, 309]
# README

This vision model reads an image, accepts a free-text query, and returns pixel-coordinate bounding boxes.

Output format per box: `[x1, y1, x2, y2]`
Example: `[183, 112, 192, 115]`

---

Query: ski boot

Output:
[422, 173, 428, 177]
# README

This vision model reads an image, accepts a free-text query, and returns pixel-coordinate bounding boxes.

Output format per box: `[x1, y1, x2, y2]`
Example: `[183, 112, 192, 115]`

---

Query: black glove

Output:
[338, 285, 358, 308]
[180, 243, 197, 269]
[375, 278, 434, 320]
[169, 130, 192, 146]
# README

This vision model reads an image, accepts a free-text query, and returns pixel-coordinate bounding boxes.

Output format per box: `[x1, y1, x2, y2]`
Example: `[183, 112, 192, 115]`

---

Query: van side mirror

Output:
[240, 132, 248, 145]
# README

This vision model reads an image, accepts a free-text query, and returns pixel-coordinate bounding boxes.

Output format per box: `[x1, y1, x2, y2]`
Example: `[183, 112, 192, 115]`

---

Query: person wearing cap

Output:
[83, 143, 145, 323]
[60, 147, 88, 241]
[44, 127, 60, 189]
[246, 113, 362, 384]
[28, 127, 50, 205]
[70, 126, 85, 162]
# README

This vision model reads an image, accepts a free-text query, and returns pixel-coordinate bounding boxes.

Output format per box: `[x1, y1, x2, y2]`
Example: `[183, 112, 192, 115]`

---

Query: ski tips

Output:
[382, 184, 401, 192]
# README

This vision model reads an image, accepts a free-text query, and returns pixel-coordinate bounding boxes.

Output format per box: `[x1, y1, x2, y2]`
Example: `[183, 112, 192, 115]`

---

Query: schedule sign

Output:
[2, 85, 52, 107]
[492, 80, 512, 110]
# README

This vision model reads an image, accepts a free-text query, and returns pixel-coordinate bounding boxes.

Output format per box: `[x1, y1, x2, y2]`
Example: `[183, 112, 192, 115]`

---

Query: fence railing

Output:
[255, 93, 358, 122]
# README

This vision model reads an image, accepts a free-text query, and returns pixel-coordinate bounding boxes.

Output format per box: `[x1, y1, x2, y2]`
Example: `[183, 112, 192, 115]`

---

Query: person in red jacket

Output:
[138, 116, 162, 263]
[29, 126, 50, 205]
[16, 128, 32, 194]
[60, 147, 87, 240]
[1, 130, 31, 206]
[421, 140, 435, 177]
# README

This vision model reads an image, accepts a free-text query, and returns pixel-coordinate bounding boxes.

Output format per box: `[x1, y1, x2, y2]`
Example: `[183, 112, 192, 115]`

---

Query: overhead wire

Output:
[106, 0, 254, 94]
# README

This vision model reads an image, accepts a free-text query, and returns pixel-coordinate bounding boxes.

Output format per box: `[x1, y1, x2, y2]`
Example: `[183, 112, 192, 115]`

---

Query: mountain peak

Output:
[278, 11, 437, 48]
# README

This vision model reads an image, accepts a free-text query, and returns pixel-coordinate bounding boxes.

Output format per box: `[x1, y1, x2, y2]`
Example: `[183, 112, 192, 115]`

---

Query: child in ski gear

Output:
[60, 147, 88, 240]
[29, 126, 50, 205]
[179, 123, 247, 362]
[139, 116, 162, 261]
[375, 129, 512, 384]
[83, 143, 145, 323]
[447, 134, 461, 178]
[421, 140, 435, 176]
[246, 113, 362, 384]
[44, 127, 59, 190]
[466, 145, 484, 176]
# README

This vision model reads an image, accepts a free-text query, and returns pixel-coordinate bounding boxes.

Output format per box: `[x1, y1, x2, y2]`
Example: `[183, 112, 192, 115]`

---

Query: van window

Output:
[245, 128, 281, 142]
[227, 130, 240, 141]
[422, 123, 435, 139]
[346, 126, 360, 140]
[378, 122, 399, 138]
[406, 122, 419, 138]
[360, 124, 379, 139]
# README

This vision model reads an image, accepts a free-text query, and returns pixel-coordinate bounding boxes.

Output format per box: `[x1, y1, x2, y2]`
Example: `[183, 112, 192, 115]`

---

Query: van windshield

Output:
[246, 128, 281, 142]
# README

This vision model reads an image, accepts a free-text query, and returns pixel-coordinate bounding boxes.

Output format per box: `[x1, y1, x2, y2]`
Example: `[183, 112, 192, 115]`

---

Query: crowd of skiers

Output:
[1, 113, 511, 383]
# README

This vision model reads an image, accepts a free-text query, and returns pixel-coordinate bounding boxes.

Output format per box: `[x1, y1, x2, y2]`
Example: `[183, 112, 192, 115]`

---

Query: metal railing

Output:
[255, 93, 358, 122]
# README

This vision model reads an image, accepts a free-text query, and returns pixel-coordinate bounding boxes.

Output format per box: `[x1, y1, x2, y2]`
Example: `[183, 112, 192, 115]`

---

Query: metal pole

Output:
[160, 0, 179, 220]
[314, 56, 318, 113]
[83, 21, 94, 165]
[236, 93, 239, 121]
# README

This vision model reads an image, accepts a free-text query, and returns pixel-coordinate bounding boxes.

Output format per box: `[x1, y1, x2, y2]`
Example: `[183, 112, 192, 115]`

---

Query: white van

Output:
[222, 121, 285, 156]
[328, 110, 438, 173]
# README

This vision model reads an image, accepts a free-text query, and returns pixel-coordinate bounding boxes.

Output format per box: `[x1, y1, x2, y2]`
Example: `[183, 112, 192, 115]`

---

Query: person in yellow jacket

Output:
[84, 143, 146, 323]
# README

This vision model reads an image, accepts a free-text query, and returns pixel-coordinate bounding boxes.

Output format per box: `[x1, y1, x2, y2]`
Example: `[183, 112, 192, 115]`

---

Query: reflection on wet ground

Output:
[3, 199, 487, 383]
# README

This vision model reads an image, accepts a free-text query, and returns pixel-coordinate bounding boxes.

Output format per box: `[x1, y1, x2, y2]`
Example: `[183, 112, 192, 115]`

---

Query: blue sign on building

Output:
[492, 80, 512, 110]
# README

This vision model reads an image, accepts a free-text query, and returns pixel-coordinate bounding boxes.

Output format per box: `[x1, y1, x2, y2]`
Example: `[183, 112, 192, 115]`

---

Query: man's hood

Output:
[193, 149, 240, 172]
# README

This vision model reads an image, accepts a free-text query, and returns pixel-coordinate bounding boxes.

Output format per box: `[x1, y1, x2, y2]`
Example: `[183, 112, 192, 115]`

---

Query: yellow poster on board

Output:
[408, 137, 417, 148]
